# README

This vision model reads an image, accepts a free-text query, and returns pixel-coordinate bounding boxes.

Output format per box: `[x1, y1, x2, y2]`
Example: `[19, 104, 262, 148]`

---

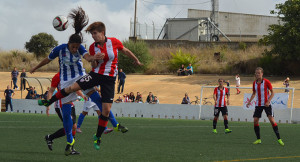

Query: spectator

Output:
[146, 92, 154, 103]
[151, 96, 159, 104]
[123, 93, 130, 102]
[33, 87, 38, 99]
[224, 80, 230, 95]
[11, 67, 19, 90]
[117, 69, 126, 94]
[4, 85, 15, 112]
[25, 86, 36, 99]
[283, 77, 290, 93]
[115, 96, 123, 103]
[135, 92, 143, 103]
[235, 74, 241, 94]
[20, 68, 27, 90]
[181, 93, 191, 104]
[128, 92, 135, 102]
[186, 63, 193, 75]
[177, 64, 187, 76]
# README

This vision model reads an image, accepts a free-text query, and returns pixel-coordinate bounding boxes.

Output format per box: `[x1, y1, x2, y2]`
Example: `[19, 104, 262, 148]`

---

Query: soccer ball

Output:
[53, 15, 68, 31]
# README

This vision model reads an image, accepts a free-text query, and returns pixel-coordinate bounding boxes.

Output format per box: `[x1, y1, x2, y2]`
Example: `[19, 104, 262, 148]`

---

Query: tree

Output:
[25, 33, 58, 58]
[260, 0, 300, 61]
[118, 40, 152, 73]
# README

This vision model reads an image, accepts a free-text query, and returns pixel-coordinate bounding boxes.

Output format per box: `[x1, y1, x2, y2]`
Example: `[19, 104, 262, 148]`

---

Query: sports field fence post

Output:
[199, 86, 204, 120]
[290, 88, 295, 123]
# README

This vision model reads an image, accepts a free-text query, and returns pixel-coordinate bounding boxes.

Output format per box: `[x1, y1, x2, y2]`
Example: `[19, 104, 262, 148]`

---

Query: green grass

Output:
[0, 113, 299, 162]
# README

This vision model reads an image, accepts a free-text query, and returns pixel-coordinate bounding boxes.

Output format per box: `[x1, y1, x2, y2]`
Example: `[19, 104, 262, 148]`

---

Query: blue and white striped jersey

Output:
[48, 44, 88, 82]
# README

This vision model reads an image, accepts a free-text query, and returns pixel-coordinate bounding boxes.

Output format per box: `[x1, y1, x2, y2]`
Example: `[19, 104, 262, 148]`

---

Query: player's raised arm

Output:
[120, 47, 143, 66]
[30, 57, 52, 74]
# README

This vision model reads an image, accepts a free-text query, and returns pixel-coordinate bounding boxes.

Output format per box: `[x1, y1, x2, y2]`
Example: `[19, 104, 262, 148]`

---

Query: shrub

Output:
[168, 49, 198, 72]
[118, 40, 152, 73]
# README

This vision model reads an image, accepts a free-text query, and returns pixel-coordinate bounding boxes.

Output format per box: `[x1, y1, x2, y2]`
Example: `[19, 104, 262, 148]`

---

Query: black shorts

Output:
[253, 105, 274, 118]
[214, 106, 228, 117]
[76, 71, 116, 103]
[55, 105, 76, 124]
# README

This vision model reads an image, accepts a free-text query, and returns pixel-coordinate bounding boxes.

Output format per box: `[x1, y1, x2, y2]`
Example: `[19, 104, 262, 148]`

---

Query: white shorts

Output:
[82, 100, 100, 112]
[60, 75, 94, 104]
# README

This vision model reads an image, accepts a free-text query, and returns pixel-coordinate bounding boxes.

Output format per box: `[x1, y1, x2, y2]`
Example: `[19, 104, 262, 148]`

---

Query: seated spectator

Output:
[181, 93, 191, 104]
[128, 92, 135, 102]
[135, 92, 143, 103]
[151, 96, 159, 104]
[186, 63, 193, 75]
[115, 96, 123, 103]
[123, 94, 130, 102]
[25, 86, 35, 99]
[146, 92, 154, 103]
[177, 64, 187, 76]
[32, 87, 38, 99]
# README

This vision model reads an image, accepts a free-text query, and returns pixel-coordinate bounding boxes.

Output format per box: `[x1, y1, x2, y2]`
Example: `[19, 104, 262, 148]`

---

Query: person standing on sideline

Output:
[283, 77, 290, 93]
[246, 67, 284, 146]
[20, 68, 27, 90]
[235, 74, 241, 94]
[11, 67, 19, 90]
[4, 85, 15, 112]
[212, 79, 232, 134]
[37, 21, 142, 150]
[117, 69, 126, 94]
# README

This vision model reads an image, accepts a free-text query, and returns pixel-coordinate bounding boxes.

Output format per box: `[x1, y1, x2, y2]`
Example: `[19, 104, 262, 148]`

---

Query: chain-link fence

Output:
[130, 21, 164, 39]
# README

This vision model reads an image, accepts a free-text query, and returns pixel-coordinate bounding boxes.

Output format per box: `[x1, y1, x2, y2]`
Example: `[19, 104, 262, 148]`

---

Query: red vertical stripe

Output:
[98, 45, 108, 75]
[264, 80, 268, 106]
[109, 48, 118, 77]
[90, 43, 96, 73]
[219, 89, 223, 107]
[257, 83, 261, 106]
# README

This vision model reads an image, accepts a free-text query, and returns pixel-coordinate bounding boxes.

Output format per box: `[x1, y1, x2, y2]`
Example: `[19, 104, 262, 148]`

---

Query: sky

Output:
[0, 0, 286, 51]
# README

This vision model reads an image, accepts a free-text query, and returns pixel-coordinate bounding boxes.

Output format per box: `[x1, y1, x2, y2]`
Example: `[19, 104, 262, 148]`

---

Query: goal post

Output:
[199, 86, 295, 123]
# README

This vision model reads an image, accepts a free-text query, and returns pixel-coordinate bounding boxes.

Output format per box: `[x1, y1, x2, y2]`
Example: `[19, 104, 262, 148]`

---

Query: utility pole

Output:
[133, 0, 137, 39]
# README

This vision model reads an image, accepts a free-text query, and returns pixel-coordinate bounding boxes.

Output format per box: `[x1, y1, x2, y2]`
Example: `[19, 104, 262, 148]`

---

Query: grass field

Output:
[0, 113, 300, 162]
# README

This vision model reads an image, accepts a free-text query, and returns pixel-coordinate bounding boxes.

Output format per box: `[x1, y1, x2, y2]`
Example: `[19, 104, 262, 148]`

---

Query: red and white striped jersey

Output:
[89, 37, 124, 77]
[214, 87, 229, 107]
[253, 78, 272, 106]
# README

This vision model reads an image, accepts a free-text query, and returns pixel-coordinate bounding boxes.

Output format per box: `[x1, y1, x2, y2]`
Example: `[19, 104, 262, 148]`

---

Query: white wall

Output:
[4, 99, 300, 124]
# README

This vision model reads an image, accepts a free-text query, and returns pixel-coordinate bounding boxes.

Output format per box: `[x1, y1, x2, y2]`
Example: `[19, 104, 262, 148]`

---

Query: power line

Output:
[141, 1, 166, 20]
[142, 0, 211, 6]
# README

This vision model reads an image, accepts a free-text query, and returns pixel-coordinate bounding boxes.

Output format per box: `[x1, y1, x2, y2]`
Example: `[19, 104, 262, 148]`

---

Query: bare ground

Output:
[1, 72, 300, 107]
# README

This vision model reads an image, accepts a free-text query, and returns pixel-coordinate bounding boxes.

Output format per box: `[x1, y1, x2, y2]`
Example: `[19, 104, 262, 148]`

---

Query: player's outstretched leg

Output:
[38, 89, 70, 107]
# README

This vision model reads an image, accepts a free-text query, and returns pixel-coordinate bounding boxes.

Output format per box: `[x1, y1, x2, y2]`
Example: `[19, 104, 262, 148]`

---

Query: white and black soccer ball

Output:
[53, 15, 68, 31]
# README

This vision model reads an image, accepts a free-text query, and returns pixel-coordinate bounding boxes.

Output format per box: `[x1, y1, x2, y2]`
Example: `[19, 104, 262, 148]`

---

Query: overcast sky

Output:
[0, 0, 286, 51]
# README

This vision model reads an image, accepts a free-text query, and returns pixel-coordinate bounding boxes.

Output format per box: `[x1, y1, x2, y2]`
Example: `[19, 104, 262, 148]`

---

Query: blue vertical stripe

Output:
[62, 47, 68, 81]
[69, 54, 75, 78]
[77, 58, 83, 76]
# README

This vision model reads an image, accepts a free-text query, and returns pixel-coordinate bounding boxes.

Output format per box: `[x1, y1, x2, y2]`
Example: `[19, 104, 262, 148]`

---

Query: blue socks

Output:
[90, 91, 118, 127]
[77, 113, 85, 128]
[61, 104, 73, 144]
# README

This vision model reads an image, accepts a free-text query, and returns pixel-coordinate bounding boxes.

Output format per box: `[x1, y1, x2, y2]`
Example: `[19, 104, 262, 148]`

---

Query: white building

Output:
[164, 9, 279, 42]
